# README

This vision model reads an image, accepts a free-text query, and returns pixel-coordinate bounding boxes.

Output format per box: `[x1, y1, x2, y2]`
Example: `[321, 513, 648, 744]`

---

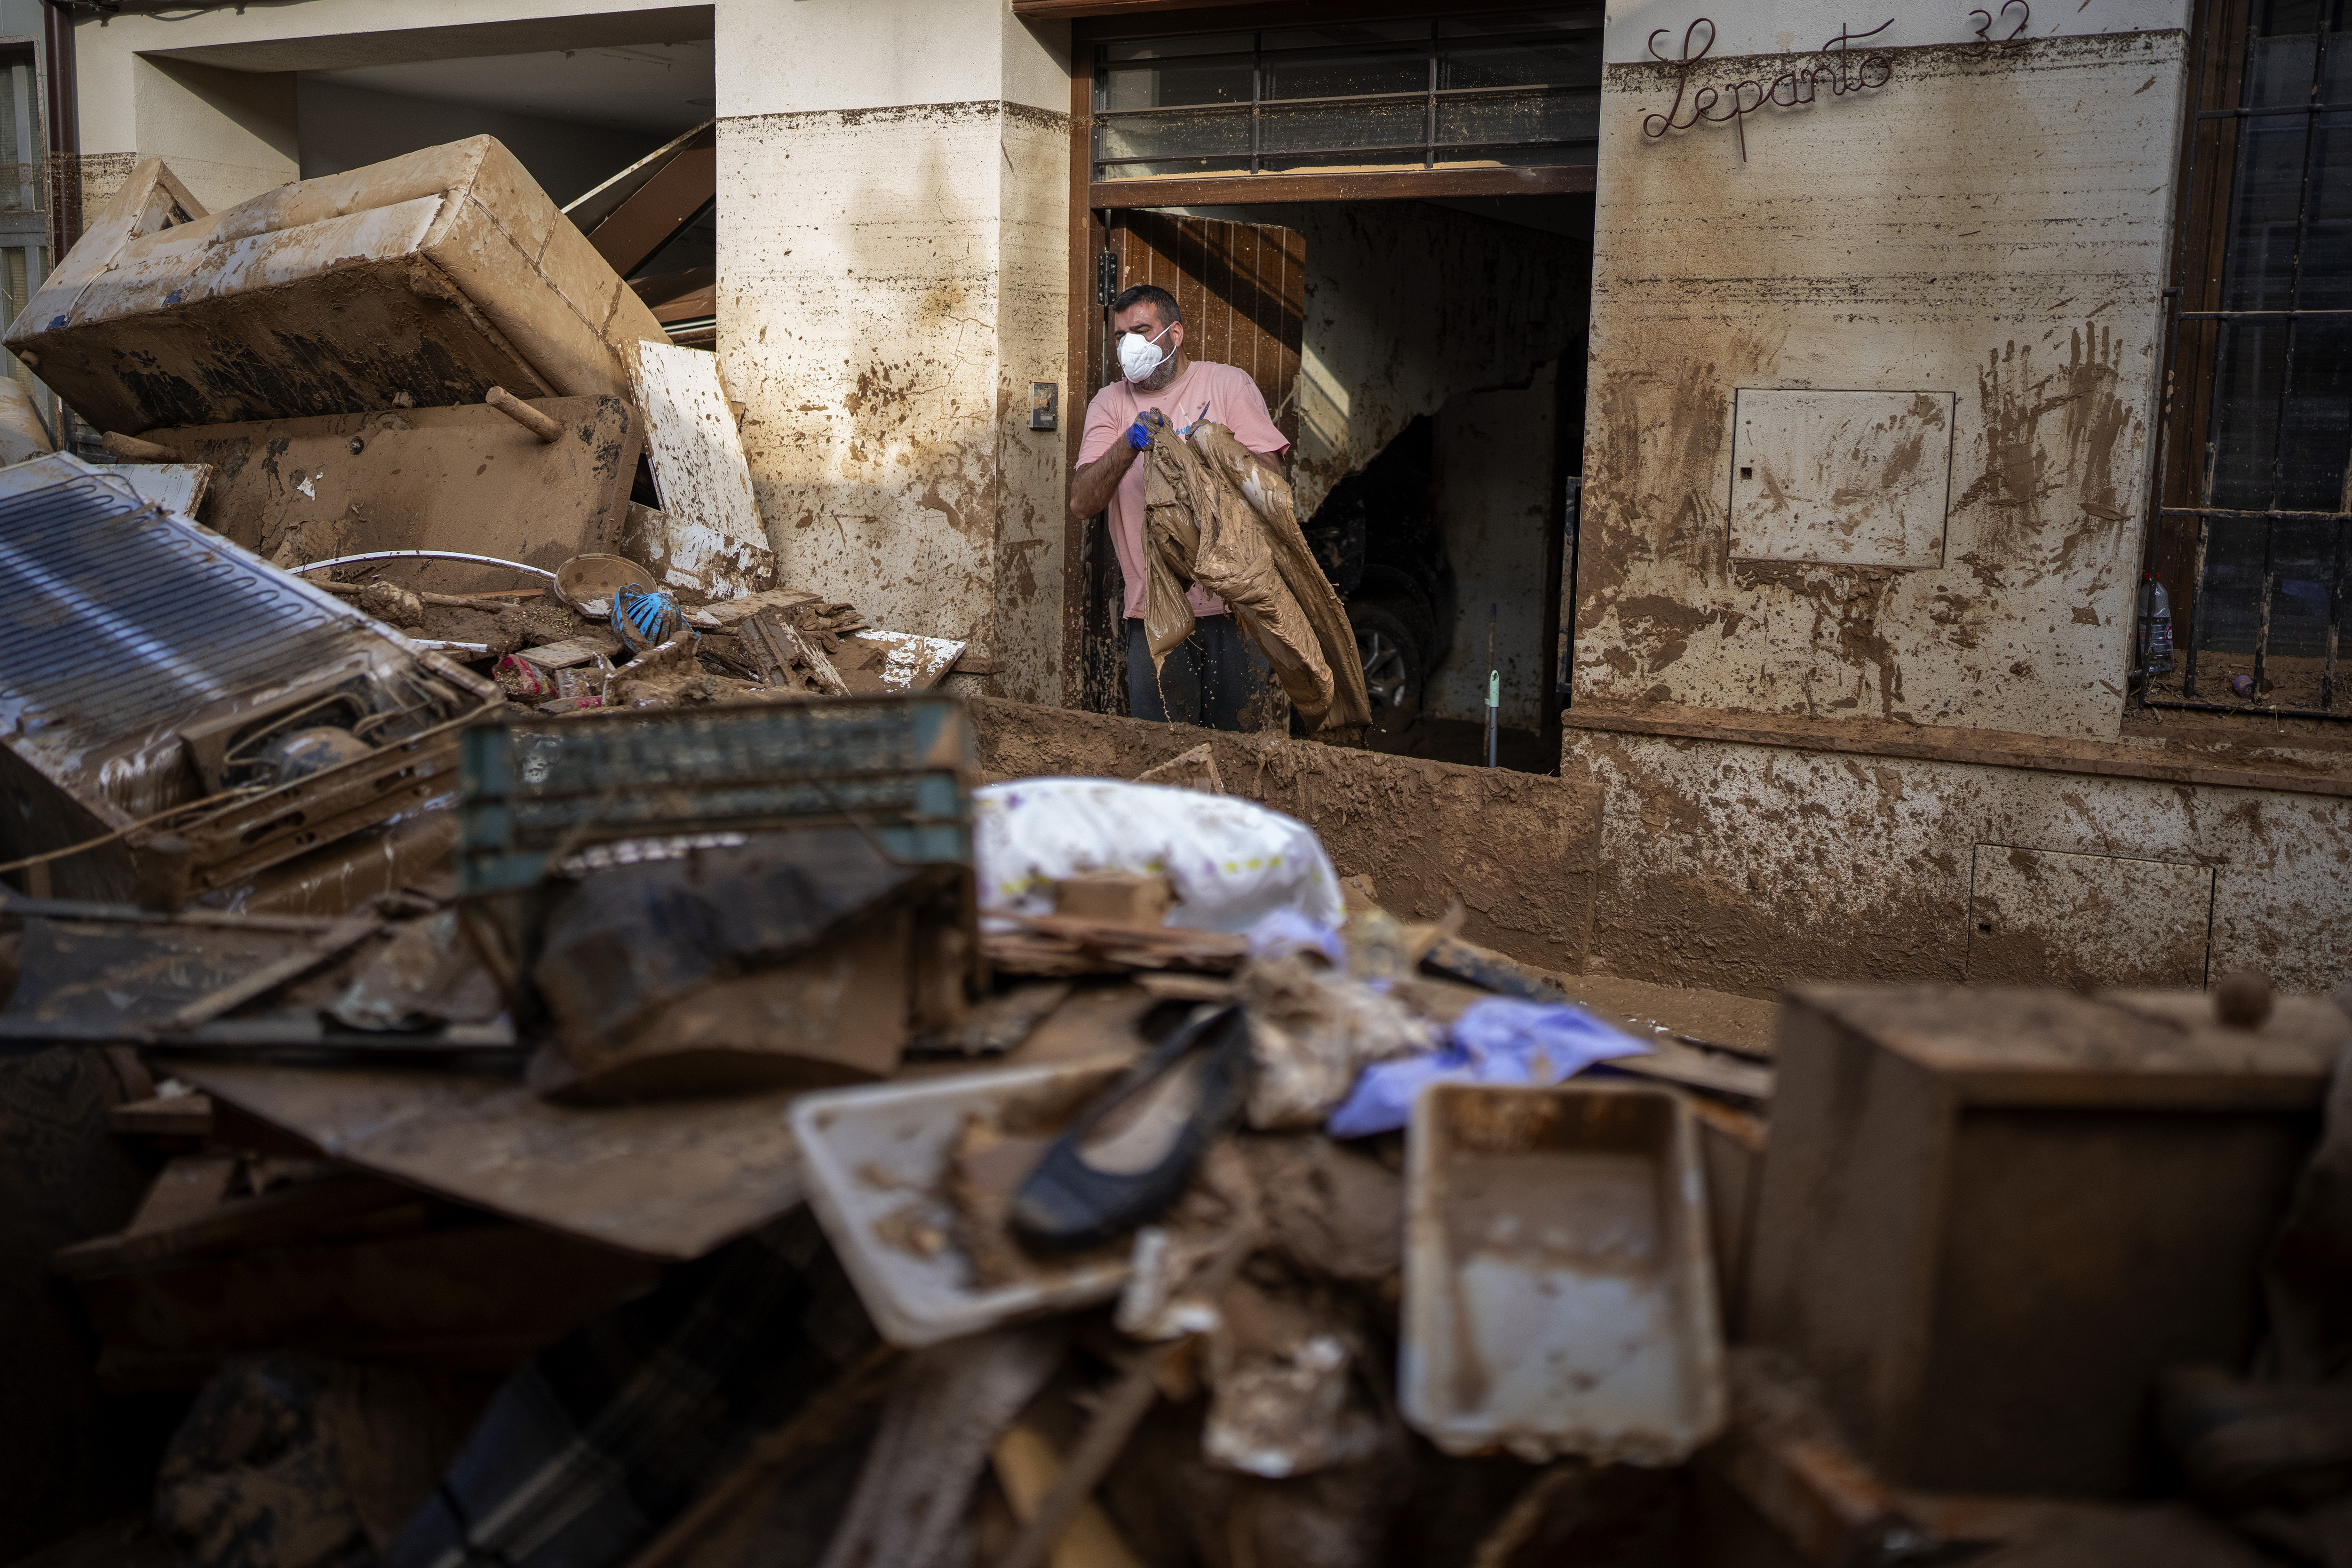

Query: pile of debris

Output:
[0, 138, 958, 912]
[5, 133, 2352, 1568]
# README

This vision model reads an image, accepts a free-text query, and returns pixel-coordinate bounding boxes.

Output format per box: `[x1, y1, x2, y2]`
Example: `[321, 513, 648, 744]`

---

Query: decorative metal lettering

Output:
[1969, 1, 2031, 42]
[1642, 17, 1895, 161]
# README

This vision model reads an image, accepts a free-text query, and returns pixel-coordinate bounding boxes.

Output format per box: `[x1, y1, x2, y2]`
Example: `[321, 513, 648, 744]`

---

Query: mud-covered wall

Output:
[972, 697, 1601, 975]
[1571, 726, 2352, 998]
[716, 0, 1071, 705]
[1575, 14, 2190, 741]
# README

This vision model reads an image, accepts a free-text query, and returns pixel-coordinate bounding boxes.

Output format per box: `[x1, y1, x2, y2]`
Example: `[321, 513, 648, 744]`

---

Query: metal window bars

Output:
[2145, 6, 2352, 718]
[1089, 17, 1601, 182]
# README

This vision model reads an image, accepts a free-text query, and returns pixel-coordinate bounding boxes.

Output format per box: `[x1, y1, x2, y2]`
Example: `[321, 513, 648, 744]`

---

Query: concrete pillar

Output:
[714, 0, 1072, 703]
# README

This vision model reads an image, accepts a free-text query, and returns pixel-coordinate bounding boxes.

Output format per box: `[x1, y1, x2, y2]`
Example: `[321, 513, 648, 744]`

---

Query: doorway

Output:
[1063, 6, 1600, 774]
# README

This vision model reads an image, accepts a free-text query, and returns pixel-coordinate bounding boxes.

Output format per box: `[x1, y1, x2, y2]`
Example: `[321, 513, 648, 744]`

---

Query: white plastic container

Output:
[1401, 1081, 1725, 1464]
[791, 1059, 1136, 1347]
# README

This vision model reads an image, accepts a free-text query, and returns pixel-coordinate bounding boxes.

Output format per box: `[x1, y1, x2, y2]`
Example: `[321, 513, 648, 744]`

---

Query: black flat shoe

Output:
[1010, 1003, 1254, 1251]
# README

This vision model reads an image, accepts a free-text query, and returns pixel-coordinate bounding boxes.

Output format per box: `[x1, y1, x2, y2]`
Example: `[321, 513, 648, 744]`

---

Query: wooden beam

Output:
[587, 144, 716, 277]
[1089, 164, 1595, 208]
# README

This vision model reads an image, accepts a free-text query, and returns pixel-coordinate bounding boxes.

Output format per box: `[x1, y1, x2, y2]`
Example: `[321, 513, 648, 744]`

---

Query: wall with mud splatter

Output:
[717, 99, 1072, 707]
[1571, 729, 2352, 997]
[1576, 31, 2187, 741]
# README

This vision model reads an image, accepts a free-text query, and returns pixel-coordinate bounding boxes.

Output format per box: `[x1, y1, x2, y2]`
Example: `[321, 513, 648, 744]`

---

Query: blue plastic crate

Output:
[458, 696, 973, 895]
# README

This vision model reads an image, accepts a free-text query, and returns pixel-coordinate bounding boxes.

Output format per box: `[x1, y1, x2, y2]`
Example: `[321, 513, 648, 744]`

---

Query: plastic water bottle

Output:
[2139, 573, 2173, 675]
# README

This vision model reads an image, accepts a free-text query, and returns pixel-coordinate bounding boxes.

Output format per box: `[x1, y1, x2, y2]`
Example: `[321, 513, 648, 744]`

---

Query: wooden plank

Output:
[167, 914, 381, 1030]
[586, 143, 715, 276]
[124, 1154, 238, 1237]
[515, 629, 624, 669]
[628, 340, 776, 601]
[1561, 699, 2352, 801]
[55, 1170, 423, 1278]
[1092, 164, 1596, 207]
[173, 1060, 810, 1261]
[109, 1093, 213, 1140]
[72, 1221, 660, 1393]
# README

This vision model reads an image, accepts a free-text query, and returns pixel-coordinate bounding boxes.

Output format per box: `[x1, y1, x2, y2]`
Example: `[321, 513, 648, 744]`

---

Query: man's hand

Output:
[1068, 409, 1168, 525]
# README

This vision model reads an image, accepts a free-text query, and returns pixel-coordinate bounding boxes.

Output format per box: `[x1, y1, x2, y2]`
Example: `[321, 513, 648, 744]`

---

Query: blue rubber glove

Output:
[1125, 419, 1153, 451]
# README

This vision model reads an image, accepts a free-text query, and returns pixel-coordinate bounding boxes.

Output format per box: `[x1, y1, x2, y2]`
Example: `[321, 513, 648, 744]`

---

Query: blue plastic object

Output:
[612, 584, 682, 653]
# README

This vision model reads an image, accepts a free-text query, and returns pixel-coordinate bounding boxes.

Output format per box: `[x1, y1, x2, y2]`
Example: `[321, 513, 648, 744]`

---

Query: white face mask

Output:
[1118, 320, 1176, 383]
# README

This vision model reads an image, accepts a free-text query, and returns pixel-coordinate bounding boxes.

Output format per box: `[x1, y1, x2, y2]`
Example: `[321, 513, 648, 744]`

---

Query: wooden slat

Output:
[1224, 223, 1264, 390]
[1266, 223, 1305, 443]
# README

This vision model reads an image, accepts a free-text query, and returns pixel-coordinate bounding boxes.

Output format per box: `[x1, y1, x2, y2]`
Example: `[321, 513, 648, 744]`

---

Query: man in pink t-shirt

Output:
[1069, 284, 1291, 730]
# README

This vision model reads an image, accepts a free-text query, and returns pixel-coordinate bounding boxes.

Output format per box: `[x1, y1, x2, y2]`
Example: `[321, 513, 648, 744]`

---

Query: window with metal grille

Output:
[1089, 8, 1602, 185]
[2146, 0, 2352, 715]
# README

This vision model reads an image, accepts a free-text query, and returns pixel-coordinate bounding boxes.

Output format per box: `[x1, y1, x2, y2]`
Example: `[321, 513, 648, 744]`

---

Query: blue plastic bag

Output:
[1325, 996, 1649, 1138]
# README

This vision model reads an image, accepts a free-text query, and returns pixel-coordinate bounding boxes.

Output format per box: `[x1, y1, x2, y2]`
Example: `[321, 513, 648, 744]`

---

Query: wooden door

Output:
[1076, 213, 1305, 713]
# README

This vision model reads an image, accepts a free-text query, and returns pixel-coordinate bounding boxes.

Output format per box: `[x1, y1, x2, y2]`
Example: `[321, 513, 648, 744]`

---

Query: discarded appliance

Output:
[4, 140, 668, 433]
[1401, 1080, 1726, 1465]
[142, 393, 644, 591]
[0, 454, 496, 907]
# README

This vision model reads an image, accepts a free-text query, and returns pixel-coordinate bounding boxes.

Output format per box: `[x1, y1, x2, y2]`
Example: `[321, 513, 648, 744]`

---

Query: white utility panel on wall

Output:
[1729, 389, 1955, 569]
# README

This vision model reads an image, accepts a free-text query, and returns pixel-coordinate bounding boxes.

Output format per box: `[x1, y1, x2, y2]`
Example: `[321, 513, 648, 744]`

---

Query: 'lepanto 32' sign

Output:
[1641, 16, 1896, 160]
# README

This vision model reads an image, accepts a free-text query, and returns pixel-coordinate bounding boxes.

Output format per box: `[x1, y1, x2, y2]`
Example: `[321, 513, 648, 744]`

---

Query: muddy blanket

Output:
[1143, 421, 1371, 733]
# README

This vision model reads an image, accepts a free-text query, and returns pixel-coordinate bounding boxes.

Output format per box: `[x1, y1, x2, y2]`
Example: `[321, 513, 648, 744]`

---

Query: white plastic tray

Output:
[1401, 1081, 1725, 1464]
[791, 1058, 1134, 1347]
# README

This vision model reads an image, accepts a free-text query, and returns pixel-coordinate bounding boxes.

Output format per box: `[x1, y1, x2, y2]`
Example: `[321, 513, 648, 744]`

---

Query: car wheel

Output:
[1349, 600, 1422, 739]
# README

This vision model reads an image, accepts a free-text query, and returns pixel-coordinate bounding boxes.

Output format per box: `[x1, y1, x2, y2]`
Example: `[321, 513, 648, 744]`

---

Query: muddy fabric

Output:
[155, 1356, 481, 1568]
[1234, 953, 1437, 1131]
[1192, 424, 1372, 733]
[156, 1357, 372, 1568]
[1125, 615, 1273, 732]
[384, 1213, 871, 1568]
[1237, 1136, 1403, 1287]
[530, 829, 922, 1054]
[1143, 422, 1359, 732]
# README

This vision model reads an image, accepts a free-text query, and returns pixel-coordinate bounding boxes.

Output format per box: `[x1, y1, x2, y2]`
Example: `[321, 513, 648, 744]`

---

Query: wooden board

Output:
[834, 630, 968, 695]
[628, 342, 776, 600]
[175, 1060, 809, 1261]
[1745, 987, 2342, 1497]
[146, 395, 642, 597]
[1112, 212, 1304, 446]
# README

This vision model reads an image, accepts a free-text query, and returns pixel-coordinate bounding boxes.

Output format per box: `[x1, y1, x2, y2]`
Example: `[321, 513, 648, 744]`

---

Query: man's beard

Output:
[1136, 354, 1182, 394]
